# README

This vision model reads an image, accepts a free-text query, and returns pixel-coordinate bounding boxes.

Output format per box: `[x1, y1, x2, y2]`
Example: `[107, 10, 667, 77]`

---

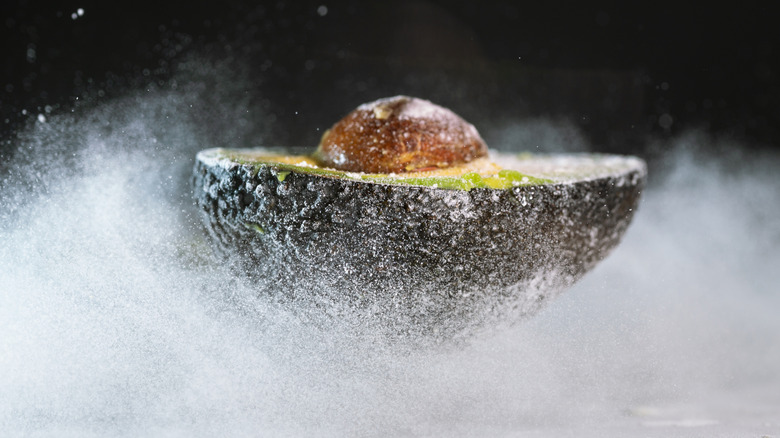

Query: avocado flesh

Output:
[193, 147, 646, 339]
[221, 150, 552, 190]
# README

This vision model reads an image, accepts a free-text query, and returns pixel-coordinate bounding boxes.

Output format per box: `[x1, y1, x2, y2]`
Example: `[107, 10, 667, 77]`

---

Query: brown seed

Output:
[314, 96, 488, 173]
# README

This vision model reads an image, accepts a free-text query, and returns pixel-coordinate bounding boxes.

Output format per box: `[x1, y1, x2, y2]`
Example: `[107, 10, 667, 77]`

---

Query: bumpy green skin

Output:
[193, 148, 645, 337]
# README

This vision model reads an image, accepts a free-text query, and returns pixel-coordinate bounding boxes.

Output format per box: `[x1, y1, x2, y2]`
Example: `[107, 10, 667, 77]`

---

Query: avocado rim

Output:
[204, 147, 553, 191]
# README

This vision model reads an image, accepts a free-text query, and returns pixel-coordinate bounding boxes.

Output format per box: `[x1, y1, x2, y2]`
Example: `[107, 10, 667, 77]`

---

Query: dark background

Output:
[2, 0, 778, 155]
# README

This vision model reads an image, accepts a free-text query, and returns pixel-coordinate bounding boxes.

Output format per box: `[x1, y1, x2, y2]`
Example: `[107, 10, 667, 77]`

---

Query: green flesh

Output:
[221, 150, 551, 191]
[243, 222, 265, 234]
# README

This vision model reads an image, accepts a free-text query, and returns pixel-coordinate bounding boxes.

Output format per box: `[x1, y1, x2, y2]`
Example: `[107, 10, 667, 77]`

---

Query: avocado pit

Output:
[314, 96, 488, 173]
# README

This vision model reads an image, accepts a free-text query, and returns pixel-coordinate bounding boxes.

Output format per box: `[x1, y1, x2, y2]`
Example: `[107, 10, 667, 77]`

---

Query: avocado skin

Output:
[193, 152, 645, 336]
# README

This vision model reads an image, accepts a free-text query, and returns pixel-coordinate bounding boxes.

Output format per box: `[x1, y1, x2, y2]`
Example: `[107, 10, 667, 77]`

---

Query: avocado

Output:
[192, 147, 645, 338]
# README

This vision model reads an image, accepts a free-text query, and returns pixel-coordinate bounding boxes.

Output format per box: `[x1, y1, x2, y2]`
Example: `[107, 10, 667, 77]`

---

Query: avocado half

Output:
[193, 147, 646, 337]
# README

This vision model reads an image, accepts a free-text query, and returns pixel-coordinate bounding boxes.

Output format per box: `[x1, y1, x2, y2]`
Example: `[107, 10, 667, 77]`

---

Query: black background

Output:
[2, 0, 778, 155]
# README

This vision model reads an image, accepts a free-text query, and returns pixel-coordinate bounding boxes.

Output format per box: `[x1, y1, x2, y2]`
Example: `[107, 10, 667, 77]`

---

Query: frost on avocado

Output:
[193, 146, 647, 339]
[220, 150, 551, 191]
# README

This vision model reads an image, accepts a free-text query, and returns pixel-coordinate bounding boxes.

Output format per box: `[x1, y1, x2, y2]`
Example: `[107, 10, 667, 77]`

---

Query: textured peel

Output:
[193, 147, 646, 338]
